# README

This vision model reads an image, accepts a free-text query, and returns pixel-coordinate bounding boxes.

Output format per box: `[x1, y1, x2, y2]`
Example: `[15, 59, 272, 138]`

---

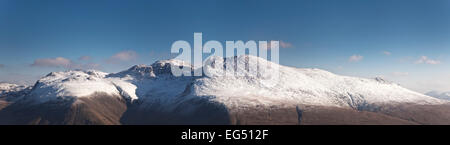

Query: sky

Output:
[0, 0, 449, 93]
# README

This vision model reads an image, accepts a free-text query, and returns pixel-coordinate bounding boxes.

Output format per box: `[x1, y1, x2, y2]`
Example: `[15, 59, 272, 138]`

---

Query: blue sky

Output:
[0, 0, 450, 93]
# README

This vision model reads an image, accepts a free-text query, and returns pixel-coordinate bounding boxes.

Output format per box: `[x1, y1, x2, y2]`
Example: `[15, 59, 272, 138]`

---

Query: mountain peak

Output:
[151, 59, 192, 75]
[152, 59, 191, 67]
[109, 64, 155, 79]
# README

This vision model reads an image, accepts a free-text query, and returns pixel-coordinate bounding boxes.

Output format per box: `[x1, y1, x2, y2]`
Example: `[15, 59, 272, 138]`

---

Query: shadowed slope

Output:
[362, 103, 450, 125]
[0, 98, 9, 110]
[0, 93, 127, 125]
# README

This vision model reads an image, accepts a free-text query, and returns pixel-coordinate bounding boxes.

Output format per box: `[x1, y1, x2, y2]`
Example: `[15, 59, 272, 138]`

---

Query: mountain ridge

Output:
[0, 55, 448, 125]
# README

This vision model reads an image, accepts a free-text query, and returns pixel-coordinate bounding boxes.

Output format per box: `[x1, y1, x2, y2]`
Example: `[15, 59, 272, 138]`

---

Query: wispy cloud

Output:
[382, 51, 391, 56]
[107, 50, 138, 64]
[31, 57, 72, 68]
[348, 55, 363, 62]
[78, 56, 92, 61]
[280, 41, 293, 48]
[415, 56, 441, 65]
[31, 57, 100, 70]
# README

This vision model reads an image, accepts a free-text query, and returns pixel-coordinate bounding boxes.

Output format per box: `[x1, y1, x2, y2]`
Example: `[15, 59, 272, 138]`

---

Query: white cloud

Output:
[415, 56, 441, 65]
[107, 50, 138, 63]
[31, 57, 72, 68]
[348, 55, 363, 62]
[382, 51, 391, 55]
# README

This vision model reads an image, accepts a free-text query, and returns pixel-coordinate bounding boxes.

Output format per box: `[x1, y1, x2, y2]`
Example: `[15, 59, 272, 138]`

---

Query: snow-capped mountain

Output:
[0, 83, 31, 100]
[0, 55, 449, 125]
[0, 83, 27, 95]
[29, 70, 138, 103]
[21, 55, 444, 107]
[426, 91, 450, 100]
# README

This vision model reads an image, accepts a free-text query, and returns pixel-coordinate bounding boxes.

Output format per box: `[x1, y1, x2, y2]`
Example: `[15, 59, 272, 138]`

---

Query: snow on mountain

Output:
[189, 55, 443, 109]
[108, 62, 193, 110]
[0, 83, 28, 95]
[8, 55, 444, 110]
[22, 59, 193, 104]
[426, 91, 450, 100]
[28, 70, 138, 103]
[0, 83, 19, 94]
[107, 59, 191, 79]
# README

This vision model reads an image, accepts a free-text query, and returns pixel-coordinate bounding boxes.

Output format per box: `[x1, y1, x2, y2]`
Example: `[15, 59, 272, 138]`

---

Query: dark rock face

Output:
[151, 62, 174, 75]
[107, 65, 154, 79]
